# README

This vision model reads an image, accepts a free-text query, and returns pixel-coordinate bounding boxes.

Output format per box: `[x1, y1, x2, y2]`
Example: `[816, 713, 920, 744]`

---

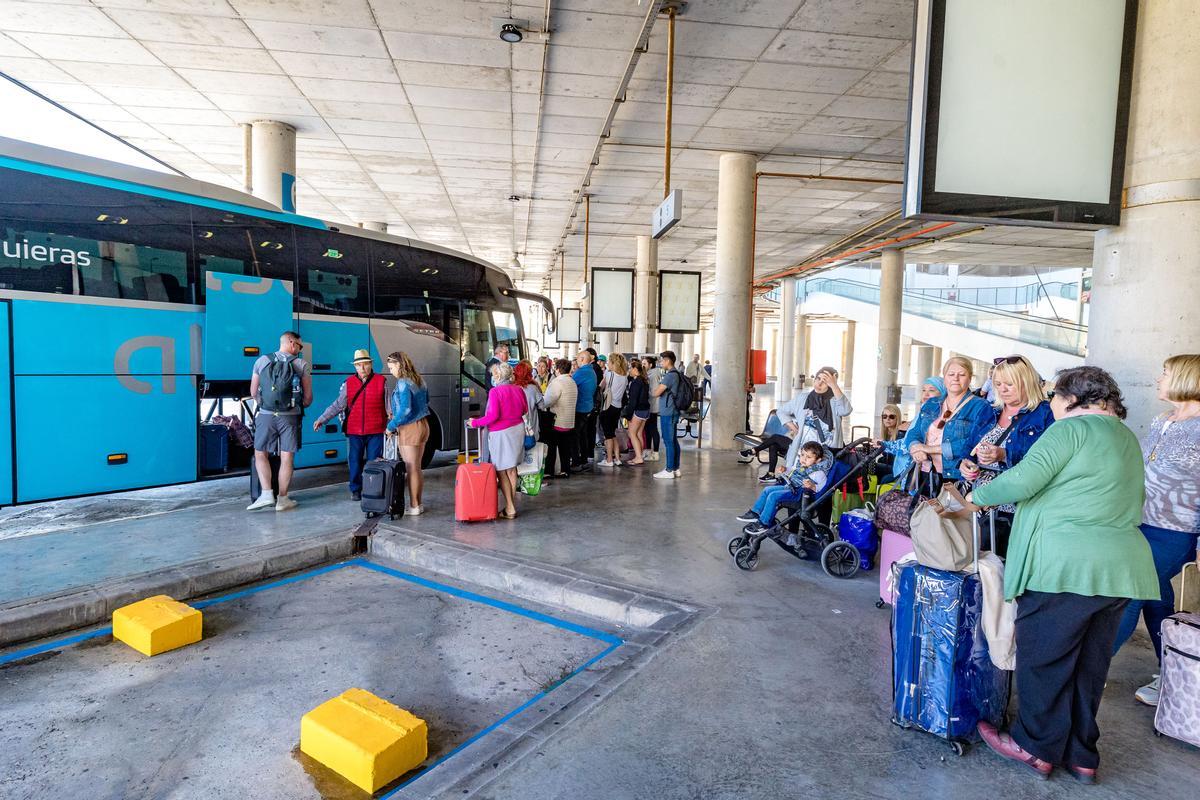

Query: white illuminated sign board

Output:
[657, 270, 701, 333]
[557, 308, 582, 343]
[589, 268, 635, 331]
[651, 189, 683, 239]
[904, 0, 1137, 228]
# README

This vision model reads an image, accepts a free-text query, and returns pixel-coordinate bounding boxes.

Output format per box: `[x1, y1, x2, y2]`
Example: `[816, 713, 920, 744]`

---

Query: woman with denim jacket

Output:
[901, 356, 996, 489]
[385, 351, 431, 515]
[959, 355, 1054, 556]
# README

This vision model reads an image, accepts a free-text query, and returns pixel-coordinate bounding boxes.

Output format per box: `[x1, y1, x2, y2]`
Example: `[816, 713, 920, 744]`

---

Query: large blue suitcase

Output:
[891, 562, 1008, 752]
[199, 423, 229, 472]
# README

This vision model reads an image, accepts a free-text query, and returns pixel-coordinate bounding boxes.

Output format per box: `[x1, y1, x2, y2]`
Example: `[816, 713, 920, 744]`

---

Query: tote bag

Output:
[908, 486, 975, 572]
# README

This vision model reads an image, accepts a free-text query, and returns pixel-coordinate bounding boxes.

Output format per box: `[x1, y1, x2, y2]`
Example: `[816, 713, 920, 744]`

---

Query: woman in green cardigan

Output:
[962, 366, 1158, 783]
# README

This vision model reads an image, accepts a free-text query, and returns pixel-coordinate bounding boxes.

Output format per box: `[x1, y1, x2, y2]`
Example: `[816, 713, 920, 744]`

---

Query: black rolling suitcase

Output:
[361, 459, 405, 519]
[250, 454, 281, 501]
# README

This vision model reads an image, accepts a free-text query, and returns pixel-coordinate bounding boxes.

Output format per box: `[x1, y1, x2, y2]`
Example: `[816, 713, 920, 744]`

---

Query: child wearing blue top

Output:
[736, 441, 830, 530]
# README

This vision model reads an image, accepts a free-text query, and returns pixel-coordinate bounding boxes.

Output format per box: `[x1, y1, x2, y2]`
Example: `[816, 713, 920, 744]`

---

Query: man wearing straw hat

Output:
[312, 349, 389, 501]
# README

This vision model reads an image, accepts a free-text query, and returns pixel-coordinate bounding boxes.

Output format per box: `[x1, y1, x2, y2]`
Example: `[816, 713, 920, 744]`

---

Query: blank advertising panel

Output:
[590, 268, 634, 331]
[658, 270, 701, 333]
[905, 0, 1137, 228]
[557, 308, 582, 343]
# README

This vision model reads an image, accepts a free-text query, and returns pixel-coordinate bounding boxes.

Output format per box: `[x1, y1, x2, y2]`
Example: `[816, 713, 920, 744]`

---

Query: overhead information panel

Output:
[557, 308, 582, 343]
[589, 268, 634, 332]
[651, 189, 682, 239]
[658, 270, 701, 334]
[904, 0, 1137, 228]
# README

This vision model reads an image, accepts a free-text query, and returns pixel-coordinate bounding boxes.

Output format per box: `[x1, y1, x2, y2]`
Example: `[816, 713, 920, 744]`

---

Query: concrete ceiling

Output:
[0, 0, 1093, 307]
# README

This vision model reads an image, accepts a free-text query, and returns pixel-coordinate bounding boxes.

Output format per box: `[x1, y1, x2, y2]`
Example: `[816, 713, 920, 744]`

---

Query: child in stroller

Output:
[736, 441, 830, 530]
[728, 438, 884, 578]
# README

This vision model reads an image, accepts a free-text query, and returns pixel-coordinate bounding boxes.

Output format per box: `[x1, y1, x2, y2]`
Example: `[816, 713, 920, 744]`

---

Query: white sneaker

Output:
[274, 495, 298, 512]
[406, 505, 423, 516]
[247, 492, 275, 511]
[653, 469, 676, 480]
[1135, 674, 1160, 706]
[646, 451, 659, 462]
[597, 460, 615, 467]
[674, 470, 681, 477]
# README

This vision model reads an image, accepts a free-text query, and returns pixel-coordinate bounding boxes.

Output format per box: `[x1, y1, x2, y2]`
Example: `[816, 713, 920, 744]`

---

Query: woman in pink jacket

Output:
[469, 361, 528, 519]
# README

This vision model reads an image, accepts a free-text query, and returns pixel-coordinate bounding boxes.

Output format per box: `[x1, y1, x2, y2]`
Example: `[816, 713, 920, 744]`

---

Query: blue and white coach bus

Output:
[0, 137, 552, 505]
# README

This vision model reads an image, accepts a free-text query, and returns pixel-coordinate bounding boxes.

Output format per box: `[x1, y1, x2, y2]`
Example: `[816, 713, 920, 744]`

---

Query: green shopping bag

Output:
[517, 443, 546, 496]
[830, 474, 879, 525]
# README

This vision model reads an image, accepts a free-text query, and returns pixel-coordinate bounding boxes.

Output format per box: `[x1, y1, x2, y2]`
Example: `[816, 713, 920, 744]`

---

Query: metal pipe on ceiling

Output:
[584, 194, 591, 285]
[559, 249, 565, 310]
[663, 4, 676, 199]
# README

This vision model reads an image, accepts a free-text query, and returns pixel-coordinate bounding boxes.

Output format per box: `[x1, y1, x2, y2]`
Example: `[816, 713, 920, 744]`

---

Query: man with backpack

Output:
[311, 349, 388, 501]
[247, 330, 312, 511]
[651, 350, 694, 480]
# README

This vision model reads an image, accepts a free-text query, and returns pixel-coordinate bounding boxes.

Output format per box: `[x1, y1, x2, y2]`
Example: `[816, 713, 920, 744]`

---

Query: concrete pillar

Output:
[360, 221, 387, 232]
[633, 235, 657, 353]
[842, 321, 857, 388]
[914, 345, 935, 385]
[250, 120, 297, 212]
[766, 326, 778, 378]
[875, 247, 904, 430]
[794, 313, 808, 390]
[711, 152, 756, 446]
[596, 331, 616, 357]
[930, 346, 943, 374]
[1088, 0, 1200, 435]
[752, 315, 765, 350]
[656, 332, 670, 354]
[898, 335, 914, 386]
[777, 278, 797, 401]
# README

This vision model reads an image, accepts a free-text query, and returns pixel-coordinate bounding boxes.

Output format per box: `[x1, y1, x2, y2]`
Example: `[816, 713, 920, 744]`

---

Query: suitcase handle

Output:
[464, 419, 486, 460]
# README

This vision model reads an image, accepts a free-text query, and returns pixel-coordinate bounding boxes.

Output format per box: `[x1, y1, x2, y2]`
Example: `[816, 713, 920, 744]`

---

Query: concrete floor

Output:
[1, 425, 1195, 799]
[0, 561, 612, 799]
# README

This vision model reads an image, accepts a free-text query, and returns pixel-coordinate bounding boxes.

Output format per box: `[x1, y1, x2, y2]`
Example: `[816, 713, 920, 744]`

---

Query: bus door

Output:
[203, 271, 294, 380]
[0, 300, 11, 506]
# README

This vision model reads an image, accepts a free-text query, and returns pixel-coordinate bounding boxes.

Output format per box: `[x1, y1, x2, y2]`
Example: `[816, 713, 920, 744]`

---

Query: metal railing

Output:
[905, 281, 1078, 307]
[801, 278, 1087, 356]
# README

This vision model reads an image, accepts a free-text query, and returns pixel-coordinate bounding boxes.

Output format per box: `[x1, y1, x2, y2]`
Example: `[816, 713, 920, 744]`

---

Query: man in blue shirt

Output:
[571, 350, 598, 470]
[651, 350, 682, 480]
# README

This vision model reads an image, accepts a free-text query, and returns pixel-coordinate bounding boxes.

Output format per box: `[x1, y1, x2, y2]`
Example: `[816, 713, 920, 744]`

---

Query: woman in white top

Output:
[598, 352, 629, 467]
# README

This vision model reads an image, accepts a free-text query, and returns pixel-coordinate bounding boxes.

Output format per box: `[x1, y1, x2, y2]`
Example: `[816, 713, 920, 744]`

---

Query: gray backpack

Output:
[260, 354, 298, 412]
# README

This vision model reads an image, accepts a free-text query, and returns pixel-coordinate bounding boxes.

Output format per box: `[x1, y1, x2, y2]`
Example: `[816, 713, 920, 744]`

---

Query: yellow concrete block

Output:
[111, 595, 202, 657]
[300, 688, 428, 793]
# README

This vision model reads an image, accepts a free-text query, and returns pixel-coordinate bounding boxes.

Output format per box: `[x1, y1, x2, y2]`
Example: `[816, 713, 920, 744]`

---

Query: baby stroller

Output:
[728, 438, 885, 578]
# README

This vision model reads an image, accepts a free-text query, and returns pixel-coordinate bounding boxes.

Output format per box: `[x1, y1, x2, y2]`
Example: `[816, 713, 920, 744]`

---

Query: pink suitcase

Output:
[876, 528, 915, 607]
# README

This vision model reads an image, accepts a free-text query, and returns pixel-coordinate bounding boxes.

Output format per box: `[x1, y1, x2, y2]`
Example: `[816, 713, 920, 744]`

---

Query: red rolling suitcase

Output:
[456, 422, 497, 522]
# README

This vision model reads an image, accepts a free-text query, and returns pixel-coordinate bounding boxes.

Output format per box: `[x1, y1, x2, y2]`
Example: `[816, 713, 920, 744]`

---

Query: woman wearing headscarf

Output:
[879, 377, 948, 480]
[777, 366, 853, 468]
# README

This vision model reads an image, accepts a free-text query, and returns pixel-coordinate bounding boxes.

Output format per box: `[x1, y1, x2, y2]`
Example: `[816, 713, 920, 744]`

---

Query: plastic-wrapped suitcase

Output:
[456, 423, 497, 522]
[891, 562, 1010, 755]
[361, 459, 405, 519]
[1153, 612, 1200, 748]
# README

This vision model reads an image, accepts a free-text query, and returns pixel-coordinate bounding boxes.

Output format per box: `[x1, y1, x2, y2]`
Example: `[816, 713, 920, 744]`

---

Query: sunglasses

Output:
[935, 409, 952, 429]
[993, 355, 1023, 366]
[881, 413, 897, 420]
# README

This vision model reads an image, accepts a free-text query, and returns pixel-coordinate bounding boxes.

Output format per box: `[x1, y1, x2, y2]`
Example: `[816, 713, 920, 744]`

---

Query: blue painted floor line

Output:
[0, 557, 626, 795]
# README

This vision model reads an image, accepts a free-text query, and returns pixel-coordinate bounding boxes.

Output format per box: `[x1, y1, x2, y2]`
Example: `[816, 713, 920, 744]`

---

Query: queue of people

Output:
[877, 353, 1198, 783]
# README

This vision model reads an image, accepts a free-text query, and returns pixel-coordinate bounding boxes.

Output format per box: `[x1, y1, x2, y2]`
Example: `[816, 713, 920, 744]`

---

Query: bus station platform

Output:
[1, 447, 1194, 799]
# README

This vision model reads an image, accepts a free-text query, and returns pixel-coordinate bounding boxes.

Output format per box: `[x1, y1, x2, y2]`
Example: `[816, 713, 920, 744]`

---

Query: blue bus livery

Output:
[0, 137, 552, 505]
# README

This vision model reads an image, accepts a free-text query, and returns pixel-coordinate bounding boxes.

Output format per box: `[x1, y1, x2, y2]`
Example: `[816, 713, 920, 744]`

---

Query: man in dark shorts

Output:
[247, 330, 312, 511]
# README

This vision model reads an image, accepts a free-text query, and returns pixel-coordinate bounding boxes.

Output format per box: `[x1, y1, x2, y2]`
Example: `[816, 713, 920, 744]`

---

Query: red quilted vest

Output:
[344, 373, 387, 435]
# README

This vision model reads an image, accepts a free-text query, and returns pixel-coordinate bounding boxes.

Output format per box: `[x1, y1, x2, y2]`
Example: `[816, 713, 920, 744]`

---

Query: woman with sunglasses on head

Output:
[957, 355, 1055, 556]
[900, 357, 996, 494]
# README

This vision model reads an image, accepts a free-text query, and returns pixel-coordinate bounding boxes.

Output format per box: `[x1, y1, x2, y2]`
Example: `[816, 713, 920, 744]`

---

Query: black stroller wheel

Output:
[728, 536, 745, 557]
[734, 546, 759, 571]
[820, 541, 861, 579]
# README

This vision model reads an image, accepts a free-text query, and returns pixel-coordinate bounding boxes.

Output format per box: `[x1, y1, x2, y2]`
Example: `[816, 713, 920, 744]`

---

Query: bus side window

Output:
[296, 229, 369, 317]
[492, 309, 521, 360]
[192, 210, 296, 302]
[0, 168, 192, 303]
[462, 304, 493, 385]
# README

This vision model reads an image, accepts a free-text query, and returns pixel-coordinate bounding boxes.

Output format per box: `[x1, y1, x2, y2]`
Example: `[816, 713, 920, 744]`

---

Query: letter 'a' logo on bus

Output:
[1, 239, 92, 266]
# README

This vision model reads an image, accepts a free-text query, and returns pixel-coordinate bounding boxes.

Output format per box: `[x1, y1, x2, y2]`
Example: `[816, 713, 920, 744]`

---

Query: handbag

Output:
[908, 484, 974, 572]
[873, 467, 930, 535]
[522, 413, 536, 450]
[382, 434, 399, 461]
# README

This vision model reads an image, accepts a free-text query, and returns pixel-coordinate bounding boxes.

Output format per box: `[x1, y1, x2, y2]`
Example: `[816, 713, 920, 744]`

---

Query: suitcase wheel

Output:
[949, 740, 967, 757]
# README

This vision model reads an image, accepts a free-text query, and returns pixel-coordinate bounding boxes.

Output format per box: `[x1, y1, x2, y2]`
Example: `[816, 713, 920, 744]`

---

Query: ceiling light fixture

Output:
[499, 23, 523, 43]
